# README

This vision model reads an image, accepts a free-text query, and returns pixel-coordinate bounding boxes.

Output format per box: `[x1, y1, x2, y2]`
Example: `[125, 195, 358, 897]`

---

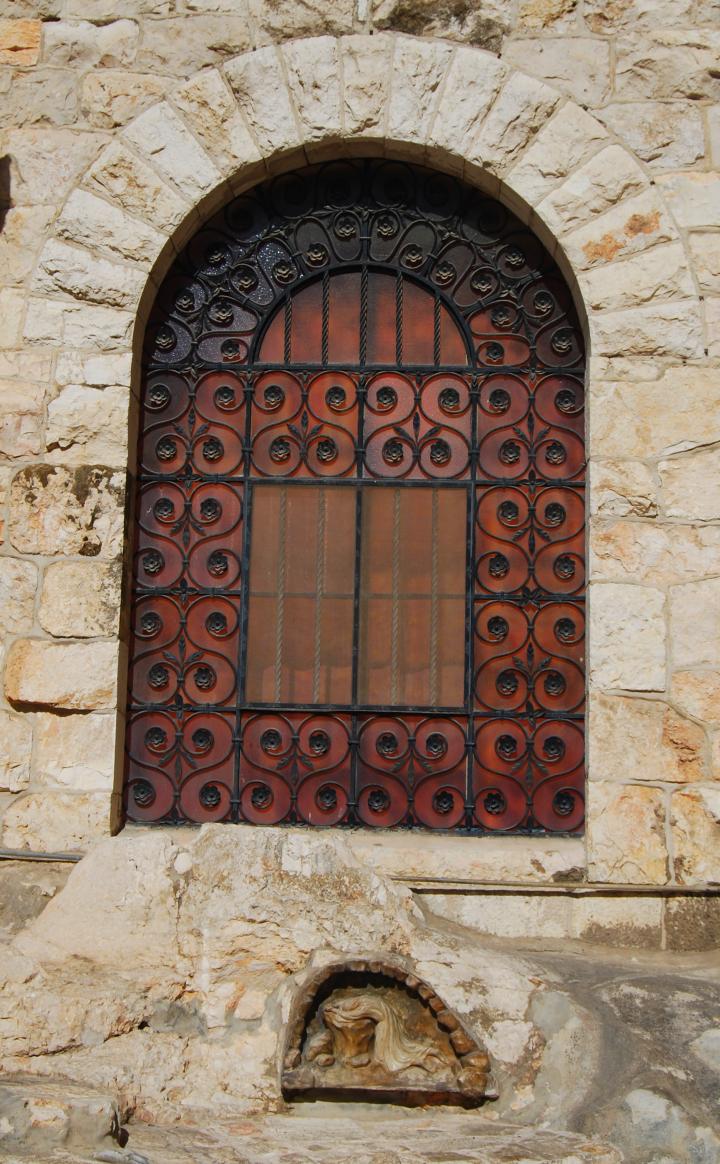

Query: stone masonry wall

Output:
[0, 1, 718, 896]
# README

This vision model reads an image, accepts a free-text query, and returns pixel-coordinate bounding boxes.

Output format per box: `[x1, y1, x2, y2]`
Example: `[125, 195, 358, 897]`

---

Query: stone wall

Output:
[0, 2, 718, 897]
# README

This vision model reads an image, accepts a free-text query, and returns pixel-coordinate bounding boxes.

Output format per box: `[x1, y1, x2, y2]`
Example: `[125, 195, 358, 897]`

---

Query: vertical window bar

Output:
[395, 272, 403, 366]
[359, 265, 368, 368]
[283, 294, 292, 364]
[321, 271, 330, 367]
[430, 487, 439, 707]
[350, 484, 364, 820]
[390, 487, 401, 705]
[312, 487, 326, 702]
[433, 294, 441, 368]
[274, 484, 288, 703]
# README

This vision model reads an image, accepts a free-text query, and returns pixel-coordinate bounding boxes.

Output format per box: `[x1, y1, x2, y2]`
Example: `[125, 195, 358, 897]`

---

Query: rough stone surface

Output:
[503, 36, 611, 106]
[45, 384, 130, 468]
[671, 787, 720, 883]
[56, 188, 166, 265]
[8, 466, 125, 558]
[590, 521, 720, 586]
[659, 445, 720, 522]
[0, 710, 32, 793]
[672, 671, 720, 727]
[33, 712, 117, 791]
[599, 100, 705, 170]
[80, 69, 170, 128]
[589, 693, 708, 785]
[589, 459, 657, 518]
[1, 791, 110, 852]
[4, 639, 118, 710]
[589, 583, 666, 692]
[670, 579, 720, 670]
[38, 560, 121, 638]
[0, 18, 41, 64]
[587, 783, 668, 884]
[0, 556, 37, 635]
[172, 68, 260, 174]
[84, 138, 192, 232]
[580, 241, 694, 313]
[0, 380, 46, 459]
[590, 367, 720, 460]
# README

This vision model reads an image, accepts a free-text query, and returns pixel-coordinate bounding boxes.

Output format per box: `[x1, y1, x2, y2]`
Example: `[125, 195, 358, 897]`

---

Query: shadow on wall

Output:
[0, 155, 11, 232]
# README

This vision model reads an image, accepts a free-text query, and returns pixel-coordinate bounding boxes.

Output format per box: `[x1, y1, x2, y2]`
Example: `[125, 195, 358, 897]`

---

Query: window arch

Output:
[125, 160, 586, 834]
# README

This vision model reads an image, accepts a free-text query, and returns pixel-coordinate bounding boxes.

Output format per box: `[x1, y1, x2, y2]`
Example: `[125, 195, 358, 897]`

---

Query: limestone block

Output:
[670, 578, 720, 670]
[659, 446, 720, 523]
[506, 104, 608, 207]
[282, 37, 341, 145]
[426, 46, 507, 165]
[705, 296, 720, 359]
[42, 19, 139, 68]
[1, 791, 110, 852]
[3, 127, 107, 207]
[56, 189, 166, 266]
[0, 18, 41, 64]
[713, 733, 720, 780]
[33, 712, 117, 790]
[386, 37, 453, 149]
[33, 240, 146, 311]
[0, 466, 11, 545]
[0, 350, 52, 382]
[85, 140, 191, 231]
[172, 68, 261, 175]
[80, 69, 169, 129]
[9, 465, 125, 558]
[518, 0, 578, 31]
[45, 384, 130, 468]
[589, 693, 707, 784]
[665, 895, 720, 951]
[615, 30, 720, 102]
[598, 102, 704, 170]
[471, 72, 560, 174]
[24, 297, 133, 352]
[249, 0, 355, 42]
[373, 0, 514, 49]
[55, 350, 132, 390]
[123, 102, 223, 202]
[0, 205, 55, 284]
[341, 33, 395, 138]
[584, 0, 698, 32]
[424, 893, 570, 940]
[670, 787, 720, 884]
[4, 639, 119, 710]
[589, 460, 657, 519]
[0, 557, 37, 635]
[688, 234, 720, 295]
[569, 895, 663, 948]
[38, 560, 121, 638]
[0, 289, 24, 350]
[709, 104, 720, 167]
[63, 0, 172, 14]
[0, 69, 79, 128]
[0, 380, 45, 459]
[591, 300, 703, 360]
[538, 145, 647, 236]
[136, 15, 252, 74]
[589, 368, 720, 460]
[225, 47, 300, 156]
[564, 189, 677, 270]
[587, 783, 668, 885]
[671, 671, 720, 727]
[579, 243, 695, 313]
[502, 36, 611, 106]
[0, 709, 32, 793]
[655, 171, 720, 231]
[590, 522, 720, 586]
[589, 583, 665, 692]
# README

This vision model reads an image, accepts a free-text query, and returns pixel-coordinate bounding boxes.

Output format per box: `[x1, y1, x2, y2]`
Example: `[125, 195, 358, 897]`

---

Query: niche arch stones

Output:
[17, 32, 706, 861]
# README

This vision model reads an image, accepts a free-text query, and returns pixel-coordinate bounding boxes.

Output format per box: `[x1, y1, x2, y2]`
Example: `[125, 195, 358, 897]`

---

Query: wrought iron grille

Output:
[125, 160, 586, 834]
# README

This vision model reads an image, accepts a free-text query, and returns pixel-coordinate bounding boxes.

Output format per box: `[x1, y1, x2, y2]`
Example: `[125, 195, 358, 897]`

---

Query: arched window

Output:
[125, 161, 585, 834]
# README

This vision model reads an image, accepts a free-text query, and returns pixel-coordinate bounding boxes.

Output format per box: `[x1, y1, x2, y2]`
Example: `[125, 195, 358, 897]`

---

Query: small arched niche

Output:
[281, 957, 494, 1106]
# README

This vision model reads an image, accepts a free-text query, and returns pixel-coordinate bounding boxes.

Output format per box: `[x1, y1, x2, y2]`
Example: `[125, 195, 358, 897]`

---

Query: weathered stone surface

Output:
[38, 560, 121, 638]
[688, 233, 720, 294]
[1, 791, 110, 851]
[589, 460, 657, 518]
[427, 892, 571, 940]
[46, 384, 130, 467]
[564, 188, 677, 270]
[85, 139, 191, 231]
[55, 350, 132, 390]
[584, 0, 700, 32]
[672, 671, 720, 727]
[0, 556, 37, 635]
[8, 465, 125, 558]
[705, 294, 720, 360]
[598, 101, 705, 170]
[518, 0, 577, 31]
[0, 289, 24, 350]
[506, 104, 608, 206]
[0, 205, 55, 285]
[0, 17, 41, 64]
[4, 639, 118, 710]
[569, 895, 663, 948]
[587, 783, 668, 884]
[709, 103, 720, 166]
[665, 895, 720, 951]
[56, 189, 166, 266]
[283, 36, 341, 146]
[0, 466, 11, 545]
[33, 240, 146, 311]
[3, 127, 108, 208]
[589, 583, 665, 691]
[0, 710, 32, 793]
[426, 45, 506, 165]
[24, 297, 133, 352]
[580, 242, 694, 313]
[373, 0, 514, 50]
[590, 521, 720, 586]
[80, 68, 169, 128]
[615, 30, 720, 101]
[589, 692, 707, 784]
[591, 299, 702, 360]
[33, 712, 117, 790]
[590, 367, 720, 459]
[250, 0, 355, 43]
[349, 831, 584, 884]
[503, 36, 611, 106]
[656, 171, 720, 230]
[225, 46, 301, 156]
[659, 445, 720, 522]
[136, 15, 252, 74]
[0, 380, 45, 459]
[472, 72, 560, 173]
[0, 861, 72, 938]
[340, 32, 395, 139]
[42, 19, 139, 68]
[0, 69, 79, 128]
[671, 787, 720, 883]
[172, 67, 260, 174]
[670, 578, 720, 669]
[538, 145, 646, 236]
[387, 36, 453, 150]
[123, 102, 223, 202]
